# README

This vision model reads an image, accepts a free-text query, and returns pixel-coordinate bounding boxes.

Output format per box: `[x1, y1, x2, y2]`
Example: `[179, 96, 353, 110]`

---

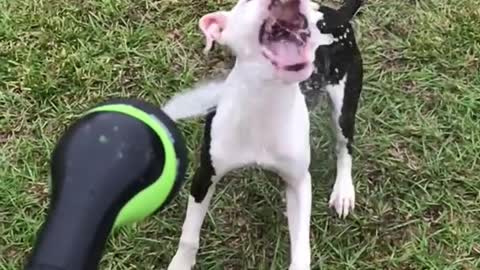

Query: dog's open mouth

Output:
[260, 0, 310, 72]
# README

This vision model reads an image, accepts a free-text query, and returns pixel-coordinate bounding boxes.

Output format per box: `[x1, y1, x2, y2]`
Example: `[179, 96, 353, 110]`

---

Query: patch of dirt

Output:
[117, 64, 142, 92]
[382, 219, 416, 247]
[365, 164, 385, 188]
[379, 45, 410, 71]
[2, 246, 21, 259]
[201, 47, 235, 78]
[400, 80, 418, 93]
[27, 182, 49, 204]
[167, 29, 182, 42]
[423, 204, 443, 223]
[0, 132, 9, 144]
[388, 142, 420, 171]
[384, 22, 410, 38]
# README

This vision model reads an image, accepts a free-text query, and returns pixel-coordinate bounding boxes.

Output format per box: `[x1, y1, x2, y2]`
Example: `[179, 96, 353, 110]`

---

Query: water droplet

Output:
[145, 150, 153, 161]
[99, 135, 109, 144]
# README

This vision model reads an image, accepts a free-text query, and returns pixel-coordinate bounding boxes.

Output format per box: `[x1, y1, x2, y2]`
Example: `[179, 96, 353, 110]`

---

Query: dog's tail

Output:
[162, 80, 222, 121]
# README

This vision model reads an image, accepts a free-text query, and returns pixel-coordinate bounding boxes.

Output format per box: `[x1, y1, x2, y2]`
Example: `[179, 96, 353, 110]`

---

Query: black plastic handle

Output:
[25, 99, 188, 270]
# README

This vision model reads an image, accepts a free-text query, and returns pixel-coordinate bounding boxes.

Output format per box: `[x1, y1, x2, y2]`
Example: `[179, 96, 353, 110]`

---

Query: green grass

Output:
[1, 0, 479, 269]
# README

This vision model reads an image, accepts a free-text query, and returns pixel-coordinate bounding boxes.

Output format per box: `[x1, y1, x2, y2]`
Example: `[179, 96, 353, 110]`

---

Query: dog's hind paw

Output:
[329, 178, 355, 218]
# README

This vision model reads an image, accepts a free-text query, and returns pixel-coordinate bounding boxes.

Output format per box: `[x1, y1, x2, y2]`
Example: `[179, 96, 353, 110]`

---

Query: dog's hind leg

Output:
[325, 69, 362, 218]
[168, 112, 219, 270]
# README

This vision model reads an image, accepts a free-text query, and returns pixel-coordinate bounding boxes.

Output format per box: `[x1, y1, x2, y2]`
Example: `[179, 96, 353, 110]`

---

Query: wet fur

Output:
[301, 0, 363, 154]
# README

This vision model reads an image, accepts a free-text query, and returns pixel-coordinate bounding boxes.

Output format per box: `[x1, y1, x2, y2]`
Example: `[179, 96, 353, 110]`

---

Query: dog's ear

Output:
[199, 11, 229, 54]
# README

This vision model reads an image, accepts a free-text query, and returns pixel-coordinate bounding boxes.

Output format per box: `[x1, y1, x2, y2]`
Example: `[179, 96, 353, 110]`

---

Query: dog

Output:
[301, 0, 364, 216]
[162, 0, 363, 269]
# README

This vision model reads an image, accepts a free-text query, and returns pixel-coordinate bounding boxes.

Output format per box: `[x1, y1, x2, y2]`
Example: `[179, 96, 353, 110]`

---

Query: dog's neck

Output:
[224, 58, 301, 96]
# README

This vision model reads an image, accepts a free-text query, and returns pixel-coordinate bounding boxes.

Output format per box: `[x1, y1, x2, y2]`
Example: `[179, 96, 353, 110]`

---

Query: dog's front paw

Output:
[329, 177, 355, 218]
[167, 252, 196, 270]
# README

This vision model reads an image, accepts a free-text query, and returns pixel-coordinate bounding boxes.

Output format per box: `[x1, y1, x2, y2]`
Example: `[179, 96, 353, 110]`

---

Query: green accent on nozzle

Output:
[86, 104, 178, 228]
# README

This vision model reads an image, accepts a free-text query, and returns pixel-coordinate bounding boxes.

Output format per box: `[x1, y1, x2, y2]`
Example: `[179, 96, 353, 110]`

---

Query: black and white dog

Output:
[302, 0, 363, 215]
[162, 0, 363, 269]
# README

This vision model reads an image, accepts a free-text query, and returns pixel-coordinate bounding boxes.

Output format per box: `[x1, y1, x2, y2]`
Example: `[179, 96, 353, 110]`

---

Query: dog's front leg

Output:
[326, 72, 362, 218]
[168, 113, 219, 270]
[286, 172, 312, 270]
[168, 181, 218, 270]
[168, 177, 219, 270]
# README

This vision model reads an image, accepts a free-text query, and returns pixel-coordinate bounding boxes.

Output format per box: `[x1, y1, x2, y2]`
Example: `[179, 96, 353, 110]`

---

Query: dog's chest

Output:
[209, 89, 308, 175]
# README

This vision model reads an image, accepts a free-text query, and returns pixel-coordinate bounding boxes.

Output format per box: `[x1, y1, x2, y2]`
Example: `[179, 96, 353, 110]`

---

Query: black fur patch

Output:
[190, 111, 217, 203]
[300, 0, 364, 154]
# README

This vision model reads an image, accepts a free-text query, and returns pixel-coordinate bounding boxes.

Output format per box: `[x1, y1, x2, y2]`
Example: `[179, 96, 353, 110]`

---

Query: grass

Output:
[1, 0, 479, 269]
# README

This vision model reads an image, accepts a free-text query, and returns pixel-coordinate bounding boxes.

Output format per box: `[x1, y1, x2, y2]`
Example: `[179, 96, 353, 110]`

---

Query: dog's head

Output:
[317, 0, 363, 32]
[199, 0, 333, 83]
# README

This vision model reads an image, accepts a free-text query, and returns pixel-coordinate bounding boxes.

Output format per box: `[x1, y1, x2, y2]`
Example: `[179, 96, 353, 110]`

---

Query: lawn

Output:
[1, 0, 479, 269]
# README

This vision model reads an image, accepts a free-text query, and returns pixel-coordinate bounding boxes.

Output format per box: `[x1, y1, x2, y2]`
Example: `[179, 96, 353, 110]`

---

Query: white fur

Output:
[325, 75, 355, 218]
[162, 81, 222, 121]
[166, 1, 334, 269]
[168, 176, 220, 270]
[167, 61, 313, 270]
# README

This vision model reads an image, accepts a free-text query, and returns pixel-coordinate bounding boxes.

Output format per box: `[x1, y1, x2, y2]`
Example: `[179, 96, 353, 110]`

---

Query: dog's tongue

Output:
[265, 41, 307, 68]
